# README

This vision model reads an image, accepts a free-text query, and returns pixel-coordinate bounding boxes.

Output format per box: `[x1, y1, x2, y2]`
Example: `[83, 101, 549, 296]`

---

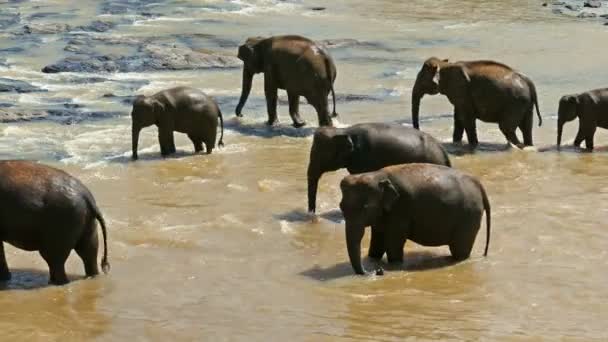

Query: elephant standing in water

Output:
[235, 35, 337, 127]
[557, 88, 608, 151]
[412, 57, 542, 148]
[307, 122, 451, 213]
[339, 164, 491, 275]
[0, 161, 110, 285]
[131, 86, 224, 160]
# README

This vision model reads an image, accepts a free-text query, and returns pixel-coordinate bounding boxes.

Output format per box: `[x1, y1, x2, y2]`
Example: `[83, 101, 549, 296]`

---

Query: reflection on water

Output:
[1, 0, 608, 340]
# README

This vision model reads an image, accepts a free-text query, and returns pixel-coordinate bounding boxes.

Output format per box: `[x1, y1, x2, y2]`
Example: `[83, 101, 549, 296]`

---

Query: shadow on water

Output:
[224, 117, 317, 139]
[442, 141, 513, 156]
[106, 150, 196, 164]
[0, 268, 85, 291]
[300, 251, 460, 282]
[275, 208, 344, 224]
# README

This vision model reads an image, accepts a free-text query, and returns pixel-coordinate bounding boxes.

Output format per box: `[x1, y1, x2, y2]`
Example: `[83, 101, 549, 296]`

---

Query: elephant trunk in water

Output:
[132, 125, 140, 160]
[346, 222, 366, 275]
[236, 68, 254, 116]
[557, 119, 564, 149]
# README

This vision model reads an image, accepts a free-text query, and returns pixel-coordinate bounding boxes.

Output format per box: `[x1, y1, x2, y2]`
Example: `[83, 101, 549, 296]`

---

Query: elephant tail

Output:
[480, 182, 491, 257]
[87, 198, 110, 274]
[323, 56, 337, 117]
[525, 75, 542, 127]
[218, 108, 225, 147]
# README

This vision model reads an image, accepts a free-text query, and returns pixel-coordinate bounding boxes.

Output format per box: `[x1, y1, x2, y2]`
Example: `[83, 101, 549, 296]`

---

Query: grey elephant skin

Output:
[235, 35, 337, 128]
[412, 57, 542, 148]
[557, 88, 608, 151]
[340, 163, 490, 275]
[307, 122, 451, 213]
[0, 161, 109, 285]
[131, 86, 224, 160]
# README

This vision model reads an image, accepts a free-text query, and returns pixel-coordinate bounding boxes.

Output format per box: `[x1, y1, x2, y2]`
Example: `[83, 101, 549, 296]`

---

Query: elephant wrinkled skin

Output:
[340, 163, 491, 275]
[131, 86, 224, 160]
[235, 35, 337, 127]
[412, 57, 542, 148]
[0, 161, 110, 285]
[307, 122, 451, 213]
[557, 88, 608, 151]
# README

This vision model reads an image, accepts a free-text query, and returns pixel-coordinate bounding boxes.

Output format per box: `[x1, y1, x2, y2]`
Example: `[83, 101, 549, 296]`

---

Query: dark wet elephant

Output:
[307, 122, 451, 213]
[131, 86, 224, 160]
[557, 88, 608, 151]
[412, 57, 542, 148]
[235, 35, 337, 127]
[0, 161, 110, 285]
[340, 163, 491, 275]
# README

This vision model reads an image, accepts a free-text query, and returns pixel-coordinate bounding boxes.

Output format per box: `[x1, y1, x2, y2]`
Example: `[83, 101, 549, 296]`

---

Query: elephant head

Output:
[235, 36, 267, 116]
[340, 174, 400, 275]
[307, 127, 358, 213]
[411, 57, 449, 129]
[557, 94, 579, 148]
[131, 95, 164, 160]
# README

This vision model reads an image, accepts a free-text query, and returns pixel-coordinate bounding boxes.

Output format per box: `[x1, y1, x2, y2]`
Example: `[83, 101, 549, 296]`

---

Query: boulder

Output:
[0, 78, 46, 93]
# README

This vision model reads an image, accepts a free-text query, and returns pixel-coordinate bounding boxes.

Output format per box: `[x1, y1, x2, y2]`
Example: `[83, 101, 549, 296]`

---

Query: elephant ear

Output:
[332, 134, 354, 162]
[379, 179, 399, 212]
[238, 37, 265, 72]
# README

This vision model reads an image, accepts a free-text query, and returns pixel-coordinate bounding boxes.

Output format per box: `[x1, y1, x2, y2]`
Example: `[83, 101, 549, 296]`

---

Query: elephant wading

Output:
[557, 88, 608, 151]
[339, 163, 491, 275]
[307, 122, 451, 213]
[235, 35, 337, 127]
[0, 161, 109, 285]
[131, 86, 224, 160]
[412, 57, 542, 148]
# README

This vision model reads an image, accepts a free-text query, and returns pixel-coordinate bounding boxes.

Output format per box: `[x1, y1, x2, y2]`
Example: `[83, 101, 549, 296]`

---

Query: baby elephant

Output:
[340, 163, 491, 275]
[557, 88, 608, 151]
[0, 161, 109, 285]
[308, 122, 451, 213]
[131, 86, 224, 160]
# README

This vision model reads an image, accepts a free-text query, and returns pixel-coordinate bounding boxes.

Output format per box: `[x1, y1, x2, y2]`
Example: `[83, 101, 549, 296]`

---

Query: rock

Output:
[542, 2, 548, 6]
[76, 20, 116, 32]
[578, 12, 598, 18]
[23, 23, 71, 34]
[584, 0, 602, 8]
[0, 108, 47, 122]
[552, 1, 566, 5]
[141, 44, 241, 71]
[565, 4, 582, 11]
[0, 78, 46, 93]
[310, 7, 326, 11]
[41, 55, 120, 73]
[102, 93, 137, 105]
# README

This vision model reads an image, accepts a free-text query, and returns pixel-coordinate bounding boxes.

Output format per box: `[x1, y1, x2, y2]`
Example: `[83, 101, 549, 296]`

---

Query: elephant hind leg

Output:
[499, 120, 522, 148]
[310, 93, 332, 127]
[287, 91, 306, 128]
[0, 242, 11, 281]
[449, 218, 481, 261]
[75, 221, 100, 278]
[519, 110, 534, 146]
[188, 134, 204, 153]
[40, 248, 70, 285]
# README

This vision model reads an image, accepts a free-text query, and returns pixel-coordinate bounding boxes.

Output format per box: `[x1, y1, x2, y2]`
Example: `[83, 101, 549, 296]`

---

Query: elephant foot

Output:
[266, 119, 279, 126]
[0, 271, 11, 282]
[331, 111, 339, 118]
[292, 120, 307, 128]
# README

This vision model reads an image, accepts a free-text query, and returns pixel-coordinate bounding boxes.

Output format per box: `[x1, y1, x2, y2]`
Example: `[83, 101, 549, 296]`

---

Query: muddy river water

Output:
[0, 0, 607, 340]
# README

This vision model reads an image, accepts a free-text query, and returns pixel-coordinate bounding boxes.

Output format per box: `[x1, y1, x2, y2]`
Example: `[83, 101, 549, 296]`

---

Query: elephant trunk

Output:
[132, 125, 140, 160]
[557, 119, 564, 149]
[236, 68, 253, 117]
[411, 86, 423, 130]
[346, 222, 366, 275]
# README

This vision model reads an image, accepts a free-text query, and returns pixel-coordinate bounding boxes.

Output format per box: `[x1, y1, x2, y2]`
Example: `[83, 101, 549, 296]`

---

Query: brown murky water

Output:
[1, 0, 607, 340]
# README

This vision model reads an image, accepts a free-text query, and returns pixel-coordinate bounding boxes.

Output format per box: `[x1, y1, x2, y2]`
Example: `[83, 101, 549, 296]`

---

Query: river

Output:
[0, 0, 607, 340]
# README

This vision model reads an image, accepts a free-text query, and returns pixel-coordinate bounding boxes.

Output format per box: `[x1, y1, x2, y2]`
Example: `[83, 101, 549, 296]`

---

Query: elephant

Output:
[307, 122, 451, 213]
[339, 163, 491, 275]
[0, 161, 109, 285]
[131, 86, 224, 160]
[235, 35, 337, 128]
[557, 88, 608, 151]
[411, 57, 542, 148]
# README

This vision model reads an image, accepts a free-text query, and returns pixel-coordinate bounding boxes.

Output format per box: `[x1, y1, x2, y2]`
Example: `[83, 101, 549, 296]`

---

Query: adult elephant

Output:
[411, 57, 542, 148]
[0, 161, 110, 285]
[307, 122, 451, 213]
[235, 35, 337, 127]
[131, 86, 224, 160]
[557, 88, 608, 151]
[340, 163, 491, 275]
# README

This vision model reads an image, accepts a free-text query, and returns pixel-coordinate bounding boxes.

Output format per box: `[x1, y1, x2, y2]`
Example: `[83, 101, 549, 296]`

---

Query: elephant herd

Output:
[0, 34, 606, 284]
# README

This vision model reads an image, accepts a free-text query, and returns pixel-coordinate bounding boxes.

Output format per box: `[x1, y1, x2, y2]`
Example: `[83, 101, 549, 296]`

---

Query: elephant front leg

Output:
[287, 91, 306, 128]
[585, 126, 596, 151]
[463, 117, 479, 149]
[452, 109, 465, 143]
[0, 242, 11, 281]
[574, 127, 584, 147]
[264, 75, 279, 126]
[158, 126, 176, 156]
[384, 218, 408, 264]
[368, 225, 386, 260]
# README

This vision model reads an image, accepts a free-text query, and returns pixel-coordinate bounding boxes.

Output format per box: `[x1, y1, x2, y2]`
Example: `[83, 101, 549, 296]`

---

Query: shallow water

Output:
[0, 0, 607, 340]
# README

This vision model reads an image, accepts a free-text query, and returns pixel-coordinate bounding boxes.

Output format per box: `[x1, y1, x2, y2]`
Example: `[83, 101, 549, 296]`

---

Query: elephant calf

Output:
[0, 161, 109, 285]
[131, 86, 224, 160]
[340, 163, 491, 275]
[307, 122, 451, 213]
[557, 88, 608, 151]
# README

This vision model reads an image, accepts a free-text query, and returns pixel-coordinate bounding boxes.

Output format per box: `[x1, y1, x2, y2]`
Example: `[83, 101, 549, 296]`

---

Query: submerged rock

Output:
[0, 108, 47, 122]
[0, 78, 46, 93]
[76, 20, 116, 32]
[0, 12, 20, 30]
[585, 0, 602, 8]
[23, 23, 71, 34]
[578, 11, 598, 17]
